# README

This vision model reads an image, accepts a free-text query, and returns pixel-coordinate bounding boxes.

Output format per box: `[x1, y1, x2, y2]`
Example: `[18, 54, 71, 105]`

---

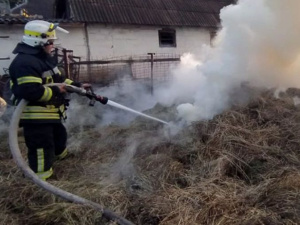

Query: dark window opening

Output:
[55, 0, 69, 19]
[159, 29, 176, 47]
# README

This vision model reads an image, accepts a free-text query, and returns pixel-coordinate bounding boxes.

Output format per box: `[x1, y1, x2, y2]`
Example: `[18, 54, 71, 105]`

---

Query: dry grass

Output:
[1, 87, 300, 225]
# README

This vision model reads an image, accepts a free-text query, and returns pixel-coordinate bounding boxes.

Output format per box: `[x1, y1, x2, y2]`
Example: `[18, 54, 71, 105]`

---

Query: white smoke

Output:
[157, 0, 300, 123]
[106, 141, 137, 183]
[66, 0, 300, 127]
[65, 78, 157, 129]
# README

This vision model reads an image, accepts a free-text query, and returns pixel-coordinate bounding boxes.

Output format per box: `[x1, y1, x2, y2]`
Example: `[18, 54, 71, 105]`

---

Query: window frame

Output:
[158, 29, 177, 48]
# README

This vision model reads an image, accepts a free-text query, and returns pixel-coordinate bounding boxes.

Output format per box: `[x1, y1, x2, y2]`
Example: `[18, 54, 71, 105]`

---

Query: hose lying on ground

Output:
[8, 84, 135, 225]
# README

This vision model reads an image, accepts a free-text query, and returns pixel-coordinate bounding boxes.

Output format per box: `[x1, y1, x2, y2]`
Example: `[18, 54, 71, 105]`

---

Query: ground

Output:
[1, 88, 300, 225]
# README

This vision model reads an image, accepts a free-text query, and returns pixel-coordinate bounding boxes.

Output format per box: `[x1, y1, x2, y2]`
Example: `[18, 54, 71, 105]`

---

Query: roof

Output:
[1, 0, 235, 28]
[69, 0, 234, 27]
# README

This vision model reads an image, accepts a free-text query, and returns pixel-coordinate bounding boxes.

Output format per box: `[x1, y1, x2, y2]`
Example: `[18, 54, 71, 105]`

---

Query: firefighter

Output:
[9, 20, 93, 180]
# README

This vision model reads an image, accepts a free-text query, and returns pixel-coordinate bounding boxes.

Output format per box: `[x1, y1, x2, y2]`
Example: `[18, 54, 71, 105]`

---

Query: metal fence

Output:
[54, 49, 181, 93]
[0, 48, 181, 98]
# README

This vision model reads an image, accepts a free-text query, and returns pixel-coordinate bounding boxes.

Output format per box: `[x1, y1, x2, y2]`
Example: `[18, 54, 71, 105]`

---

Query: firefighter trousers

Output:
[23, 123, 67, 175]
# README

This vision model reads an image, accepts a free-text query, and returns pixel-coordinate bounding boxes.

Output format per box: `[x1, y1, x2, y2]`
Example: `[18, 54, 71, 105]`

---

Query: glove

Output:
[96, 95, 108, 105]
[49, 86, 69, 107]
[81, 83, 92, 90]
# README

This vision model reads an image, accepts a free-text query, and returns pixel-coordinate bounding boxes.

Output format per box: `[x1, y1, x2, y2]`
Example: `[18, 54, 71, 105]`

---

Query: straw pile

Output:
[1, 87, 300, 225]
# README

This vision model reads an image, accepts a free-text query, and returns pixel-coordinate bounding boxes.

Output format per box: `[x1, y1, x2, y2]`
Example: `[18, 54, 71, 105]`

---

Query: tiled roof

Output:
[0, 15, 71, 24]
[0, 0, 235, 28]
[0, 16, 29, 24]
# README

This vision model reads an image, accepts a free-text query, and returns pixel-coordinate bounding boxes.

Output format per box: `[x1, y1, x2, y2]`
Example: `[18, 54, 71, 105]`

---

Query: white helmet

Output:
[22, 20, 69, 47]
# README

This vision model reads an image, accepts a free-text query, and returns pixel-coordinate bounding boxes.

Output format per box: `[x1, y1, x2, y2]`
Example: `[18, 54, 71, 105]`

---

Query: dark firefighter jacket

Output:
[9, 43, 80, 124]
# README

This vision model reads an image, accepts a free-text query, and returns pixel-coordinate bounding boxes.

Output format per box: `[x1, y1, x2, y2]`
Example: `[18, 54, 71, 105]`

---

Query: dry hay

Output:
[1, 87, 300, 225]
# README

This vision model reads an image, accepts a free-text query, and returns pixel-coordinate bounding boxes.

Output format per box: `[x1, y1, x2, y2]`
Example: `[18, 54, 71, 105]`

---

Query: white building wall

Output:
[0, 24, 24, 72]
[0, 24, 87, 71]
[87, 24, 211, 59]
[0, 23, 211, 71]
[55, 25, 86, 59]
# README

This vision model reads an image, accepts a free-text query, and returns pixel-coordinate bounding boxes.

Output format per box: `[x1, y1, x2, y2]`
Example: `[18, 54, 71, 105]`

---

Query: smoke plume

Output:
[65, 78, 157, 129]
[59, 0, 300, 130]
[157, 0, 300, 123]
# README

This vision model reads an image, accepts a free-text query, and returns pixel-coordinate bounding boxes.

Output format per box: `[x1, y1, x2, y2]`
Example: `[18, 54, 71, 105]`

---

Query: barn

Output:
[0, 0, 235, 73]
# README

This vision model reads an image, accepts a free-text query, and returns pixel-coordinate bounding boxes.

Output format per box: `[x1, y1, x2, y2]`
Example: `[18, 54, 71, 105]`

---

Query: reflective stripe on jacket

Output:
[9, 43, 73, 123]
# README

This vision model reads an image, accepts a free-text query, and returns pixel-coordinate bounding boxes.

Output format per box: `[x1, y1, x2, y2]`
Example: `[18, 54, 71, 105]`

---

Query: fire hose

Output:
[8, 83, 135, 225]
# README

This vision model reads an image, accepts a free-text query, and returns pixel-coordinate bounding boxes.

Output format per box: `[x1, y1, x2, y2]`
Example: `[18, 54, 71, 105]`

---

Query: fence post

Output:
[147, 53, 155, 95]
[62, 48, 69, 78]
